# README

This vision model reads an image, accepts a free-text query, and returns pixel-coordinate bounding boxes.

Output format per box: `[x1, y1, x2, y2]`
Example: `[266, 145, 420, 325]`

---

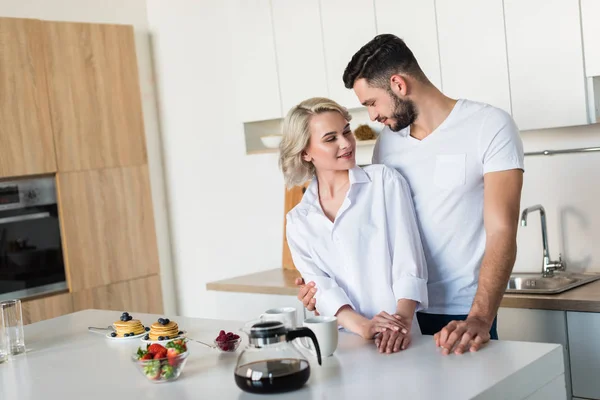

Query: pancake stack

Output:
[149, 317, 181, 341]
[113, 312, 146, 337]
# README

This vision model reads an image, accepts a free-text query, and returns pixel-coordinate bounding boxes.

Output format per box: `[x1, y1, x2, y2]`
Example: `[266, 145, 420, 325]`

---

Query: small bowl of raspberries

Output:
[214, 330, 241, 352]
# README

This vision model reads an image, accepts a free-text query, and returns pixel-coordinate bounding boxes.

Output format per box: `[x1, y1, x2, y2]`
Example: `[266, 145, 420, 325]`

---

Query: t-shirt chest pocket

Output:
[434, 154, 466, 189]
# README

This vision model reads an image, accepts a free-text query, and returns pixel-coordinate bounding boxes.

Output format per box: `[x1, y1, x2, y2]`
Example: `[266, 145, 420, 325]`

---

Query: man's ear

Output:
[389, 74, 409, 97]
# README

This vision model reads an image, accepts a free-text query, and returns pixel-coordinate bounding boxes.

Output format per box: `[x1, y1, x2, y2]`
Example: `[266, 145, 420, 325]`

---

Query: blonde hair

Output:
[279, 97, 352, 188]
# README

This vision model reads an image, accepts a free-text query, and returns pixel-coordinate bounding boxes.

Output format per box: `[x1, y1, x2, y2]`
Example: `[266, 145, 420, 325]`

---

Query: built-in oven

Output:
[0, 176, 67, 302]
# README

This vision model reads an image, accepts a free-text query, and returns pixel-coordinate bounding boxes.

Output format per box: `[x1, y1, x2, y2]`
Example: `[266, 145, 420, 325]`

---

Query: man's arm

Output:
[436, 169, 523, 354]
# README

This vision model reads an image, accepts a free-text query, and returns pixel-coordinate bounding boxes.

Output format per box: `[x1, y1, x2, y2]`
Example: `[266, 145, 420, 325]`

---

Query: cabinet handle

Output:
[0, 212, 51, 225]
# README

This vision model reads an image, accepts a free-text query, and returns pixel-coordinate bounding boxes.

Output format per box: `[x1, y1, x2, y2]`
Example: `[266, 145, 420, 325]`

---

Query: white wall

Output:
[146, 0, 287, 319]
[0, 0, 177, 314]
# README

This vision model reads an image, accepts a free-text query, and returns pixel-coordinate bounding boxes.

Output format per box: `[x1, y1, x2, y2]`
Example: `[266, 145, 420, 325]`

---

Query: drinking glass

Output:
[0, 299, 26, 355]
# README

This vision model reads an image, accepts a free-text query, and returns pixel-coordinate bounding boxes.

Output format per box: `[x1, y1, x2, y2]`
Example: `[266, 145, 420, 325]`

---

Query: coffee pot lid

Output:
[249, 321, 287, 339]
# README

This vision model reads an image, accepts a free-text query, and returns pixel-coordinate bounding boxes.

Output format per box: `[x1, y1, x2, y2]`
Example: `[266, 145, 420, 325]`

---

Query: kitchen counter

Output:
[207, 268, 600, 312]
[0, 309, 566, 399]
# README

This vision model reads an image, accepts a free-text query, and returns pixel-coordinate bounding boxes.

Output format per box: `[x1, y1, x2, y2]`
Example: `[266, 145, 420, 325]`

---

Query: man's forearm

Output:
[469, 231, 517, 326]
[396, 299, 417, 324]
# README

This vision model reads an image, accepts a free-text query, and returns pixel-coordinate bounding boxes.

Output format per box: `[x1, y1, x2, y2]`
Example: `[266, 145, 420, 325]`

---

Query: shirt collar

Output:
[300, 166, 371, 212]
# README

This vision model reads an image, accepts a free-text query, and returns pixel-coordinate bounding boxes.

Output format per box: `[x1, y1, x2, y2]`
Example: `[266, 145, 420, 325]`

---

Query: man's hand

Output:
[374, 329, 411, 354]
[434, 317, 491, 355]
[295, 278, 318, 314]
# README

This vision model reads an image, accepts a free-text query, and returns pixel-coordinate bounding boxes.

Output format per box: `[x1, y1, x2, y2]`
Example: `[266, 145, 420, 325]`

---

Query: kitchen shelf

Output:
[243, 107, 382, 155]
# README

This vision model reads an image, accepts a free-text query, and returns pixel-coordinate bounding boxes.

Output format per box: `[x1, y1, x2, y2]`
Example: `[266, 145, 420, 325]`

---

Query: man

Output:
[296, 34, 524, 355]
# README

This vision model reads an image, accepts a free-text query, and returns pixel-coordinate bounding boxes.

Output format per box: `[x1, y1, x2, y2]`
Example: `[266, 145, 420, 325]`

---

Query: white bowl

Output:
[260, 135, 282, 149]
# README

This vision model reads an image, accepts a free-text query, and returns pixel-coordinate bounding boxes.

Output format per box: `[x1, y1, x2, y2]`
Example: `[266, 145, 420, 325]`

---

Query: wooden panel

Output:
[57, 165, 160, 291]
[72, 274, 162, 314]
[43, 21, 147, 171]
[0, 17, 57, 178]
[436, 0, 511, 113]
[282, 182, 310, 271]
[207, 268, 300, 296]
[375, 0, 441, 89]
[22, 292, 73, 325]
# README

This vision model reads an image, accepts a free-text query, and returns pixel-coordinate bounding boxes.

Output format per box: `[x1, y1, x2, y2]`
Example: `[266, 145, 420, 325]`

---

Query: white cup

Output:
[302, 316, 338, 357]
[260, 307, 297, 329]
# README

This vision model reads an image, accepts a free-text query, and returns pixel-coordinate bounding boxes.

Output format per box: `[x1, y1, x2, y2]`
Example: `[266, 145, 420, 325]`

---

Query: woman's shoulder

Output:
[362, 164, 408, 185]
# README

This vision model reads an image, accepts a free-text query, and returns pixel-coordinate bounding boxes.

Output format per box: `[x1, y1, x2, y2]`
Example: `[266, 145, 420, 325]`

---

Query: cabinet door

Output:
[72, 275, 162, 314]
[436, 0, 511, 113]
[272, 0, 329, 113]
[231, 0, 282, 122]
[567, 311, 600, 399]
[22, 292, 73, 325]
[282, 182, 310, 271]
[320, 0, 376, 109]
[57, 165, 160, 291]
[504, 0, 587, 130]
[0, 17, 56, 178]
[43, 21, 147, 171]
[497, 308, 572, 398]
[582, 0, 600, 77]
[375, 0, 441, 90]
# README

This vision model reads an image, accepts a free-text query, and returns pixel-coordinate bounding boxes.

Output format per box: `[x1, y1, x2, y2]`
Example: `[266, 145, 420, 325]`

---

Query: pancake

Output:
[149, 320, 180, 340]
[113, 319, 145, 337]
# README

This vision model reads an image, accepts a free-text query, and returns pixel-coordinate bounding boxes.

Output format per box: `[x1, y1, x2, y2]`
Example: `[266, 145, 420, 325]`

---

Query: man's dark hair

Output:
[343, 34, 427, 89]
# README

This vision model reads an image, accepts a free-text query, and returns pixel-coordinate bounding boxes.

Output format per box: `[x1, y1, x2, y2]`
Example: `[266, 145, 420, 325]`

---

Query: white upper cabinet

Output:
[230, 0, 282, 122]
[436, 0, 511, 114]
[375, 0, 441, 90]
[271, 0, 329, 114]
[320, 0, 376, 109]
[581, 0, 600, 77]
[504, 0, 588, 130]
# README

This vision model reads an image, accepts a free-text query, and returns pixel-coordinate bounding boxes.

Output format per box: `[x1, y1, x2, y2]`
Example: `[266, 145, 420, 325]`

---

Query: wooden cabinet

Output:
[320, 0, 376, 110]
[504, 0, 588, 130]
[0, 17, 56, 178]
[582, 0, 600, 77]
[72, 274, 162, 314]
[567, 311, 600, 399]
[436, 0, 511, 113]
[282, 182, 310, 271]
[22, 292, 73, 325]
[272, 0, 329, 113]
[57, 165, 160, 292]
[375, 0, 441, 90]
[231, 0, 282, 122]
[43, 21, 147, 171]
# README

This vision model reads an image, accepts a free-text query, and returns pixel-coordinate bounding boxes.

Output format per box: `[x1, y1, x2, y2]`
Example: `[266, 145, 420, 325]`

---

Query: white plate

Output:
[105, 331, 147, 340]
[140, 331, 187, 345]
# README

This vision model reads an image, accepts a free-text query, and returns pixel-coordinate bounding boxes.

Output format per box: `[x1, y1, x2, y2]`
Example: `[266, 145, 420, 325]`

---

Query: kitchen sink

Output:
[506, 272, 600, 294]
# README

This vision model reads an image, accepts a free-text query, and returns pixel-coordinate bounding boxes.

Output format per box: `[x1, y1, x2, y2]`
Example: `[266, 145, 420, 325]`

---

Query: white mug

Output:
[301, 316, 338, 357]
[260, 307, 297, 329]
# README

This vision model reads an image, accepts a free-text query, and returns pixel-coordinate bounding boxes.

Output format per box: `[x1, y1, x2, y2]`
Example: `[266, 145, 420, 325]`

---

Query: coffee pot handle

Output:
[287, 327, 322, 365]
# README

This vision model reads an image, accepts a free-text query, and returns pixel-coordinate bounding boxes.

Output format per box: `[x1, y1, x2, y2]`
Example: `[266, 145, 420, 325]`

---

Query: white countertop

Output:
[0, 310, 566, 399]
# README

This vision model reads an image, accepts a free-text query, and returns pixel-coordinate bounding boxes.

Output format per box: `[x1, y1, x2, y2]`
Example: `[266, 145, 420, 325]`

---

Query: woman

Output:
[280, 97, 428, 354]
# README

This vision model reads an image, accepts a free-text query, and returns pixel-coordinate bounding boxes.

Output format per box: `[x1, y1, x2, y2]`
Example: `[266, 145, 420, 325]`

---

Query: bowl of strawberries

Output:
[132, 339, 189, 382]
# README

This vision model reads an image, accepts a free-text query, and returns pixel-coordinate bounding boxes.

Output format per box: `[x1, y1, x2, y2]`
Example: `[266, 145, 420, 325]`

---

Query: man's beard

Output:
[388, 90, 418, 132]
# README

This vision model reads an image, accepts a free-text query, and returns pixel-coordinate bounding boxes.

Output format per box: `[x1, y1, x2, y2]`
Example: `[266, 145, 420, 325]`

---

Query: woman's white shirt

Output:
[286, 165, 428, 332]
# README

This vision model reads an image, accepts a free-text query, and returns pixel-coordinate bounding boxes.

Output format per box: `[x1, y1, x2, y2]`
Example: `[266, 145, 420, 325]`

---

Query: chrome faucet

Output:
[520, 204, 566, 277]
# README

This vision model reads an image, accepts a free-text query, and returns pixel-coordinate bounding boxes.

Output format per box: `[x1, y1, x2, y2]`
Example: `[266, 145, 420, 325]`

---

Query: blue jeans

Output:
[416, 312, 499, 340]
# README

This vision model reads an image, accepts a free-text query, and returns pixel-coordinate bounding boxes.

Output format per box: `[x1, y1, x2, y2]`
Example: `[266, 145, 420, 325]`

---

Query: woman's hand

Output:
[295, 278, 318, 314]
[375, 329, 412, 354]
[361, 311, 411, 339]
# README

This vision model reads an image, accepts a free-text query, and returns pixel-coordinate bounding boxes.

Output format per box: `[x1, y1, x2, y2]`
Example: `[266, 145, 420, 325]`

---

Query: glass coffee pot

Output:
[235, 321, 322, 394]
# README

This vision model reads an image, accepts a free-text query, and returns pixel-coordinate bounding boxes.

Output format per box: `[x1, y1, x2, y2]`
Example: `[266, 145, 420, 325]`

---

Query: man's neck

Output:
[410, 87, 458, 140]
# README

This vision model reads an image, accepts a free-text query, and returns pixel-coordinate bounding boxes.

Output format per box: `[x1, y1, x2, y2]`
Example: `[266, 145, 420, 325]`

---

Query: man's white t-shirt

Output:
[373, 99, 524, 315]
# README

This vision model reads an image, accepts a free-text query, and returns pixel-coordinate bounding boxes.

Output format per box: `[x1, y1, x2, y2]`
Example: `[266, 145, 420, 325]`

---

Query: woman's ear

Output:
[302, 150, 312, 163]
